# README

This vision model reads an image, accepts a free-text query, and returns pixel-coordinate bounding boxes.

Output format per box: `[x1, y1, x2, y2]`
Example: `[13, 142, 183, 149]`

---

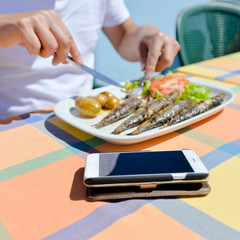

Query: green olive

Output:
[91, 94, 108, 107]
[75, 96, 101, 118]
[104, 96, 120, 109]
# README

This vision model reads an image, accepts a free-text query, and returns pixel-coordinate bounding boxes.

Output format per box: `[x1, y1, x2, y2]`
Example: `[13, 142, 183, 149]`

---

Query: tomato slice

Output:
[150, 73, 189, 95]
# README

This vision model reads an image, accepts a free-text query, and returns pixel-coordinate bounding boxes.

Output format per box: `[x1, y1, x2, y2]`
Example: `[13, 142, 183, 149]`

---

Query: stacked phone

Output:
[83, 150, 210, 201]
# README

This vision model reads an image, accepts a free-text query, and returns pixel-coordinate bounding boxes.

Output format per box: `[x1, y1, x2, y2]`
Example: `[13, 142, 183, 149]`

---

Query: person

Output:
[0, 0, 180, 119]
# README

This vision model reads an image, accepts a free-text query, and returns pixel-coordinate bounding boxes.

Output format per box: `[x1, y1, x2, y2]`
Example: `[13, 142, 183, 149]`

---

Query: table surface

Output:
[1, 53, 240, 240]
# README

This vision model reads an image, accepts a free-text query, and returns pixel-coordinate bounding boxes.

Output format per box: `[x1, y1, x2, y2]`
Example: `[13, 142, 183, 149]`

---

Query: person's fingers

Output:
[34, 25, 58, 58]
[69, 40, 84, 65]
[50, 23, 70, 65]
[142, 31, 180, 77]
[145, 33, 164, 78]
[17, 19, 42, 55]
[40, 10, 71, 63]
[155, 38, 180, 72]
[139, 41, 148, 71]
[47, 10, 82, 65]
[15, 11, 59, 58]
[1, 10, 82, 65]
[47, 12, 83, 64]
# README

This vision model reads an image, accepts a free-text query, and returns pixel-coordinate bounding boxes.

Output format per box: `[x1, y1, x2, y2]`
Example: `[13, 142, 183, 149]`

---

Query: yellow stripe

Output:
[47, 116, 93, 141]
[178, 65, 228, 79]
[190, 76, 237, 88]
[183, 156, 240, 231]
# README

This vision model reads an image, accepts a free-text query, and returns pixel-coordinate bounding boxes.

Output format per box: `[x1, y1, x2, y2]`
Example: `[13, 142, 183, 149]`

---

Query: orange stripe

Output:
[0, 125, 64, 170]
[225, 75, 240, 85]
[203, 57, 240, 70]
[0, 155, 104, 240]
[91, 203, 204, 240]
[232, 91, 240, 105]
[189, 107, 240, 142]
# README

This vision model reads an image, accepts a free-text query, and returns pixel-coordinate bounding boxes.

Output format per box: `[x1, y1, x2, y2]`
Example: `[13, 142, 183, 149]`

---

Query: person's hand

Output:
[103, 18, 179, 79]
[0, 10, 83, 65]
[139, 26, 180, 78]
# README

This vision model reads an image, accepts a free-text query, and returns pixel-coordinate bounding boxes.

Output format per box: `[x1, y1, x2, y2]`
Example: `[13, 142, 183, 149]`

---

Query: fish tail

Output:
[112, 125, 125, 134]
[212, 92, 225, 106]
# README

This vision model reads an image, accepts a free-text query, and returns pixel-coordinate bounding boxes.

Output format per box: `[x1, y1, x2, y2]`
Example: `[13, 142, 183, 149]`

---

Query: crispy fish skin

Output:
[112, 89, 181, 134]
[94, 97, 147, 128]
[128, 99, 193, 135]
[169, 93, 225, 126]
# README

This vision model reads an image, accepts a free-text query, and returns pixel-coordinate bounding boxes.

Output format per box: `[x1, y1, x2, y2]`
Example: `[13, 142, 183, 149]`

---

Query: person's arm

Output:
[0, 10, 83, 65]
[102, 17, 180, 78]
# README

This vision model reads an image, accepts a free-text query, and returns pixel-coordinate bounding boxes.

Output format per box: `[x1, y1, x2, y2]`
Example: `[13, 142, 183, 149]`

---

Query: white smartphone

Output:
[84, 150, 209, 186]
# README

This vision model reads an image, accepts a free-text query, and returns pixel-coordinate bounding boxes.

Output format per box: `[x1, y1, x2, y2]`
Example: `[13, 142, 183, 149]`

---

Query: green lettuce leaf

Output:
[178, 83, 211, 102]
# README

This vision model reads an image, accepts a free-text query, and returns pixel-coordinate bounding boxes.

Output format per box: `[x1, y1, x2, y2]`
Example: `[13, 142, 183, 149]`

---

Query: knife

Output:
[66, 56, 125, 89]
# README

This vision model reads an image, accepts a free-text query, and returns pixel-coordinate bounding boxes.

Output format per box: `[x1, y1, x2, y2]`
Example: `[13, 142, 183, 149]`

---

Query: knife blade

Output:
[66, 56, 125, 89]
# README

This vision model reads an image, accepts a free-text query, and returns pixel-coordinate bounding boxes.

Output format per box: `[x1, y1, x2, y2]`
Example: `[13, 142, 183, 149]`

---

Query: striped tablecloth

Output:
[0, 72, 240, 239]
[178, 52, 240, 85]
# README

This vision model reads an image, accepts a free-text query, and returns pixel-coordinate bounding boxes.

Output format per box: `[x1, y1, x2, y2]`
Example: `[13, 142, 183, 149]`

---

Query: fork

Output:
[129, 74, 148, 98]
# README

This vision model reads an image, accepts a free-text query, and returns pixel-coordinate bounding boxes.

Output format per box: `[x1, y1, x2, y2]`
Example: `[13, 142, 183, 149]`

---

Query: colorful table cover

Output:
[178, 52, 240, 85]
[1, 58, 240, 240]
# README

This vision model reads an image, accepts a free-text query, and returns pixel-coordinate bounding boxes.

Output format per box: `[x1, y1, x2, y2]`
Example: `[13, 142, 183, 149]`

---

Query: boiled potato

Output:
[75, 96, 101, 118]
[104, 95, 120, 109]
[100, 91, 120, 109]
[101, 91, 114, 99]
[90, 94, 108, 107]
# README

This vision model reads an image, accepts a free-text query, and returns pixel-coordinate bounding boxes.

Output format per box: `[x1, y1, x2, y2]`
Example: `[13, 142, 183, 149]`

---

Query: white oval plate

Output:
[54, 78, 235, 145]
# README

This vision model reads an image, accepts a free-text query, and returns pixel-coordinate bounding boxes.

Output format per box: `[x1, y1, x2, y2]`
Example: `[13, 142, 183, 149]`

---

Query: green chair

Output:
[176, 2, 240, 65]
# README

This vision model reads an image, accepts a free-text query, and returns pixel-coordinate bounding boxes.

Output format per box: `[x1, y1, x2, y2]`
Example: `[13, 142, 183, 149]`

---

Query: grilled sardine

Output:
[169, 93, 225, 125]
[128, 99, 193, 135]
[94, 97, 147, 128]
[112, 89, 181, 134]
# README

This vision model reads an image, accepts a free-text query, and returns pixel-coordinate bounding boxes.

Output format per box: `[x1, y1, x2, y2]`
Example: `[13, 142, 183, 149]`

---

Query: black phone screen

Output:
[98, 151, 194, 176]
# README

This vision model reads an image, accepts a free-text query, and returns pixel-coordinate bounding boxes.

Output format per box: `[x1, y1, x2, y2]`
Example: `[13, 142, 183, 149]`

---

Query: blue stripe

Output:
[233, 138, 240, 147]
[0, 119, 27, 131]
[218, 142, 240, 156]
[44, 200, 148, 240]
[201, 149, 233, 170]
[228, 103, 240, 111]
[23, 112, 54, 123]
[215, 70, 240, 81]
[66, 141, 94, 153]
[44, 120, 82, 146]
[44, 121, 102, 153]
[24, 115, 44, 123]
[21, 111, 53, 120]
[151, 199, 240, 239]
[0, 112, 54, 131]
[201, 140, 240, 170]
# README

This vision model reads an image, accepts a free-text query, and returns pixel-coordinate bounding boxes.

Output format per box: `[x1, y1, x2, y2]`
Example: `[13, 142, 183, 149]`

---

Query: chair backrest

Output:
[176, 2, 240, 65]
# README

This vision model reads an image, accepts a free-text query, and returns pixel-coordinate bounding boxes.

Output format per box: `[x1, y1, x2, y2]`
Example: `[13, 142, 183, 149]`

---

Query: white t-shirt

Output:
[0, 0, 129, 119]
